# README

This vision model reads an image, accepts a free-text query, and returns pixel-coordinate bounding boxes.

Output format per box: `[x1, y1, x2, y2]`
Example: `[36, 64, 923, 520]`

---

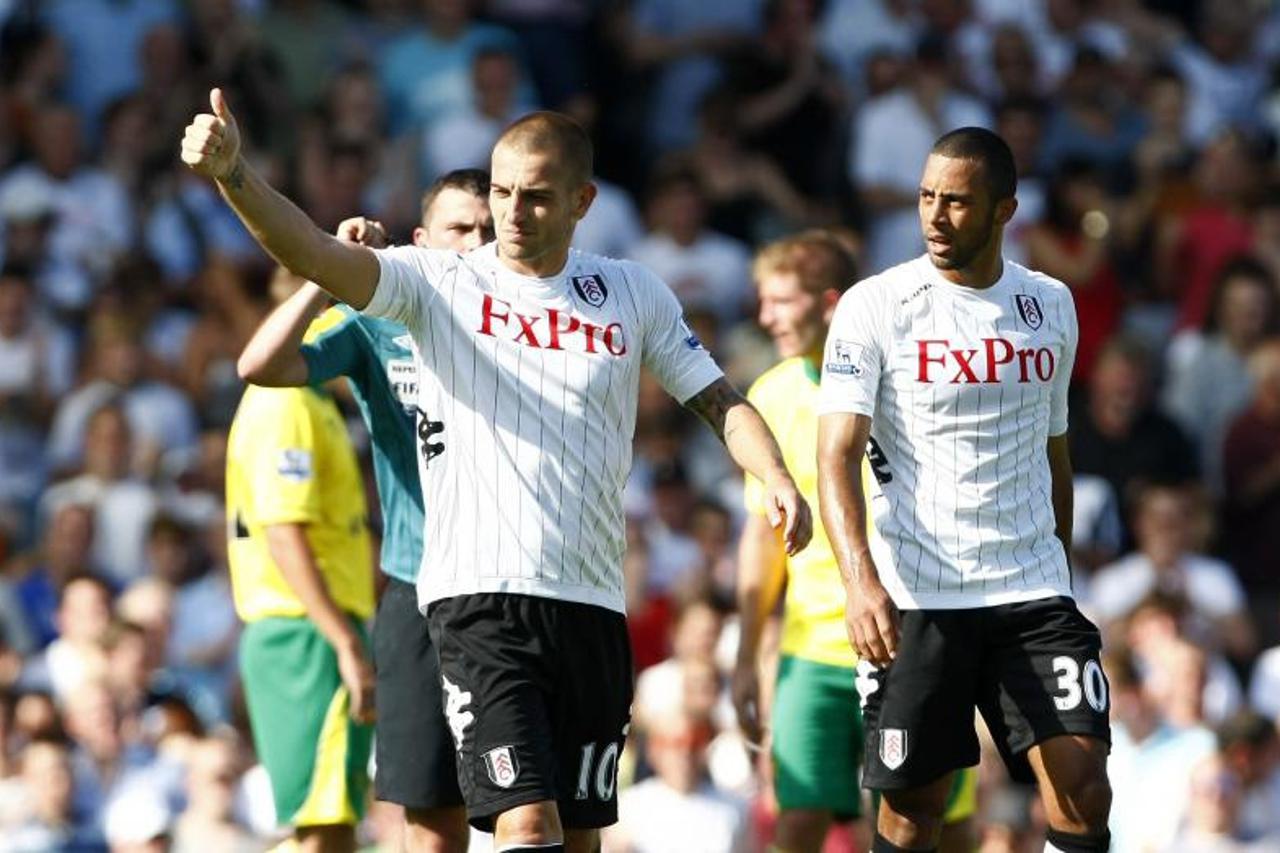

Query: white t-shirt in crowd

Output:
[1087, 552, 1246, 624]
[364, 243, 723, 614]
[616, 778, 747, 853]
[818, 255, 1078, 609]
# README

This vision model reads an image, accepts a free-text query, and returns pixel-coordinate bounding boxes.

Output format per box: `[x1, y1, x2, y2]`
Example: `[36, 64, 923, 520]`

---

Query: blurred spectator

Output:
[1158, 129, 1264, 333]
[850, 32, 990, 274]
[1160, 753, 1265, 852]
[1070, 473, 1123, 577]
[143, 165, 263, 288]
[719, 0, 845, 200]
[817, 0, 919, 97]
[1217, 710, 1280, 841]
[0, 264, 75, 413]
[257, 0, 354, 111]
[0, 169, 91, 319]
[379, 0, 531, 135]
[628, 166, 752, 324]
[422, 47, 525, 181]
[996, 97, 1047, 264]
[6, 738, 103, 851]
[1068, 336, 1198, 522]
[0, 103, 134, 294]
[1166, 4, 1270, 146]
[623, 0, 762, 154]
[39, 0, 178, 131]
[1221, 341, 1280, 630]
[1132, 66, 1195, 186]
[487, 0, 593, 111]
[42, 405, 159, 586]
[1037, 47, 1145, 180]
[1088, 484, 1254, 660]
[610, 709, 747, 853]
[1107, 645, 1216, 852]
[572, 177, 645, 259]
[102, 786, 172, 852]
[20, 573, 111, 703]
[1162, 257, 1278, 491]
[171, 734, 257, 853]
[47, 316, 198, 478]
[634, 595, 726, 731]
[11, 501, 95, 651]
[1024, 159, 1123, 385]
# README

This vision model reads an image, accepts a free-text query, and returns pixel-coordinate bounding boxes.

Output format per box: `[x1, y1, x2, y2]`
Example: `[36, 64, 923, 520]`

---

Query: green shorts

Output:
[240, 617, 374, 827]
[771, 655, 863, 816]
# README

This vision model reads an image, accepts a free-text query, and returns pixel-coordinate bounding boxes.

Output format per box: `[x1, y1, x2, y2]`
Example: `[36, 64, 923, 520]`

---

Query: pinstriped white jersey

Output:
[363, 243, 723, 614]
[817, 256, 1077, 609]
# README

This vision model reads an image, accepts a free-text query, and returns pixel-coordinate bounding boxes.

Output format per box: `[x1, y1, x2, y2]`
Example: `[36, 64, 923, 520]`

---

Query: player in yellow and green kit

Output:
[734, 232, 975, 853]
[226, 271, 376, 853]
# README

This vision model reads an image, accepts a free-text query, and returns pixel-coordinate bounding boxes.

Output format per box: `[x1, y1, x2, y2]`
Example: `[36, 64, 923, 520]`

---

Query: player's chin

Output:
[925, 249, 958, 270]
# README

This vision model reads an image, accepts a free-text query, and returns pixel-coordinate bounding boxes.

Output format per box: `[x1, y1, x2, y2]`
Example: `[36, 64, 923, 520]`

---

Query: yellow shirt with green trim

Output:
[743, 356, 874, 669]
[226, 381, 375, 623]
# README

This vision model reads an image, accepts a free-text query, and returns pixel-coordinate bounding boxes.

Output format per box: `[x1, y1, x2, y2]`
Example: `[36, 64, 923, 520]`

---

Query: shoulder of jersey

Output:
[842, 258, 920, 305]
[1007, 260, 1071, 300]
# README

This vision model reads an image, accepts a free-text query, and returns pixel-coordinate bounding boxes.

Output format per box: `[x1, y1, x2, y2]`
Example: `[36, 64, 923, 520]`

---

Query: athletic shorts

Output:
[771, 655, 863, 817]
[372, 577, 462, 810]
[857, 596, 1110, 789]
[240, 616, 374, 827]
[427, 593, 633, 832]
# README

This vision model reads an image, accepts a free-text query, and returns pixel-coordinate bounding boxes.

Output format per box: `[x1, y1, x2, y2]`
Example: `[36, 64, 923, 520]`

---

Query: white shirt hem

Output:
[417, 577, 626, 616]
[890, 584, 1073, 610]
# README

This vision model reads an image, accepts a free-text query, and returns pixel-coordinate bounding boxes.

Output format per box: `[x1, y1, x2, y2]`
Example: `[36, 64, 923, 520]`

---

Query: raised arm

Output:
[238, 218, 389, 386]
[684, 377, 812, 555]
[181, 88, 379, 308]
[816, 411, 898, 665]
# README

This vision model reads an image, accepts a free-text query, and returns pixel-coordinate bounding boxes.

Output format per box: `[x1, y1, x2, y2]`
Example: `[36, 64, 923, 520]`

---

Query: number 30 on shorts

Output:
[1051, 656, 1108, 713]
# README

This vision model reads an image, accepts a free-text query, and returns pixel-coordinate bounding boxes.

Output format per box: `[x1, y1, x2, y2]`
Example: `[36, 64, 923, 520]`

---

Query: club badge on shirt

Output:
[572, 274, 608, 307]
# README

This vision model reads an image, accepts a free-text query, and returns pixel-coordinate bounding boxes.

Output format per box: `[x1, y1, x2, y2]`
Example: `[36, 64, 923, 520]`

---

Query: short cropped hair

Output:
[930, 127, 1018, 201]
[420, 168, 491, 224]
[752, 230, 858, 295]
[496, 111, 594, 186]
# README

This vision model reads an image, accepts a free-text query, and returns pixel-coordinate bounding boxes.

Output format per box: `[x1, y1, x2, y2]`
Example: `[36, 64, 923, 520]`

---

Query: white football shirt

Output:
[818, 255, 1078, 609]
[363, 242, 723, 614]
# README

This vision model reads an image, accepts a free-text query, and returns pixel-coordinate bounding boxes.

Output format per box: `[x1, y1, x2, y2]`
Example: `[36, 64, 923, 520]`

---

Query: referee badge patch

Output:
[483, 745, 520, 788]
[880, 728, 908, 770]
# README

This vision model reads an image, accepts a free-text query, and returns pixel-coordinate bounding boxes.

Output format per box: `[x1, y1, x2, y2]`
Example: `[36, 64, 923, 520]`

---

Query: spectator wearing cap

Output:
[849, 31, 990, 274]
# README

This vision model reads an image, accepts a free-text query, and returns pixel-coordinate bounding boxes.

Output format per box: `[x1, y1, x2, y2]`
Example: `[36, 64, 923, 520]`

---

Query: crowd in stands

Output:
[0, 0, 1279, 849]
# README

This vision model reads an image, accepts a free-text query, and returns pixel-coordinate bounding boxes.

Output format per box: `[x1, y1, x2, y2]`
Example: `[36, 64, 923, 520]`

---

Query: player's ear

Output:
[573, 181, 598, 221]
[411, 226, 429, 248]
[995, 195, 1018, 226]
[821, 288, 841, 323]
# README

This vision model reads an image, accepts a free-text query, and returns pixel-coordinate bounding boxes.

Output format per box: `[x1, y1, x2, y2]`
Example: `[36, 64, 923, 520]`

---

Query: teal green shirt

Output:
[301, 306, 423, 584]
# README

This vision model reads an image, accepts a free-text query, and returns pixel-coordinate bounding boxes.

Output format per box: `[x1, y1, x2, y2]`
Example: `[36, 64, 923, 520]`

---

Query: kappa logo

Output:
[854, 660, 881, 710]
[880, 729, 908, 771]
[441, 676, 474, 750]
[572, 274, 608, 307]
[483, 745, 520, 788]
[1015, 294, 1044, 330]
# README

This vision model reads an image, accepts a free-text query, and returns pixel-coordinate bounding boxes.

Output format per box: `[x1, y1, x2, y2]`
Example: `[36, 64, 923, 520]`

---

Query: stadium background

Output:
[0, 0, 1279, 849]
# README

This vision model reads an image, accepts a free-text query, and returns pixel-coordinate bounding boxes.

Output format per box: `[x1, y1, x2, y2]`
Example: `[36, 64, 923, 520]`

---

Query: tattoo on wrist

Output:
[221, 161, 245, 191]
[685, 378, 745, 441]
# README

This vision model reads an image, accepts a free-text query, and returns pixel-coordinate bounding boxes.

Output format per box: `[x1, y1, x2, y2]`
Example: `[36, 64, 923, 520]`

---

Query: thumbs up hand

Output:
[181, 88, 243, 183]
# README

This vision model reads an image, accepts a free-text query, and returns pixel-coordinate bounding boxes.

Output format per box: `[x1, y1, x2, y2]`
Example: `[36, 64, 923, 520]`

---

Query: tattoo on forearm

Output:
[222, 161, 245, 191]
[685, 379, 745, 441]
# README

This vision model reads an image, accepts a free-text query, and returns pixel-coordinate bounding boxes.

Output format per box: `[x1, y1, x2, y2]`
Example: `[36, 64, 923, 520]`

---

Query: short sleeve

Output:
[245, 392, 324, 526]
[634, 265, 724, 404]
[301, 308, 362, 386]
[363, 245, 451, 327]
[817, 283, 885, 417]
[1049, 288, 1078, 436]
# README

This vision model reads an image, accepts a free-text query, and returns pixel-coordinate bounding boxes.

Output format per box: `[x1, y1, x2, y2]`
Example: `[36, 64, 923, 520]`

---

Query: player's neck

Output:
[498, 245, 571, 279]
[939, 246, 1004, 290]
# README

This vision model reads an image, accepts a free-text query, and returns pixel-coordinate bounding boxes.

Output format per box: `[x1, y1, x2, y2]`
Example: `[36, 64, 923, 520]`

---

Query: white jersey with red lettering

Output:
[363, 242, 723, 615]
[817, 254, 1078, 609]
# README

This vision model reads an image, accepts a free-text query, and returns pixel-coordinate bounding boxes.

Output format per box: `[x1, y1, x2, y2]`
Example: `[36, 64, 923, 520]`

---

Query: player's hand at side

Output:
[764, 476, 812, 556]
[731, 657, 765, 747]
[181, 88, 242, 182]
[336, 639, 376, 724]
[845, 567, 900, 667]
[335, 217, 388, 249]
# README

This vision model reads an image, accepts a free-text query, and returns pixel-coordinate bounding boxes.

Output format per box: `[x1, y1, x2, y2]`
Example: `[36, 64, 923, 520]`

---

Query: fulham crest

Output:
[880, 729, 908, 770]
[1015, 294, 1044, 330]
[572, 274, 608, 307]
[484, 745, 520, 788]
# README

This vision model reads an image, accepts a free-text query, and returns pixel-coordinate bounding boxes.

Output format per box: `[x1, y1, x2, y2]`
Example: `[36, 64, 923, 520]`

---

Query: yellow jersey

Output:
[226, 384, 375, 623]
[744, 357, 873, 668]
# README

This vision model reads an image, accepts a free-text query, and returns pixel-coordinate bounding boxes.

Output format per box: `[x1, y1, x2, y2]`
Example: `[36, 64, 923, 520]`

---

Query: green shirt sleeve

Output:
[300, 309, 363, 386]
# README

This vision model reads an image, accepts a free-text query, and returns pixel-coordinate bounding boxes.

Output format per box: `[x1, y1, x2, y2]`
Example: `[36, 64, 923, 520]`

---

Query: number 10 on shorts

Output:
[575, 741, 620, 801]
